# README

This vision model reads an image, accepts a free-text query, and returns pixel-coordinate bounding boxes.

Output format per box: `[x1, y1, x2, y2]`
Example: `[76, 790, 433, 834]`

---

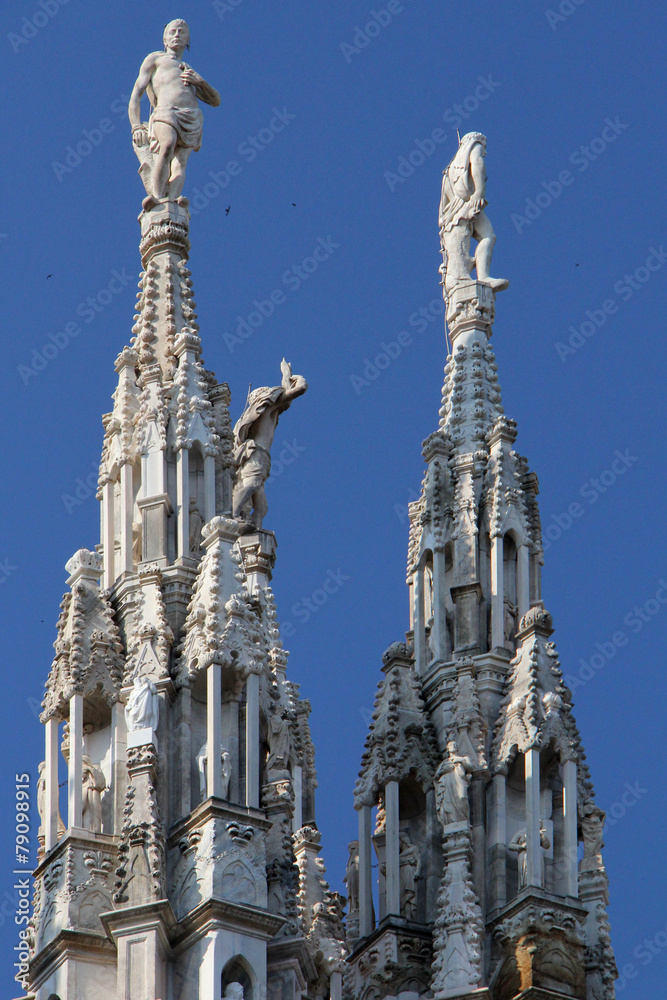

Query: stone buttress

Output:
[29, 202, 343, 1000]
[346, 264, 616, 995]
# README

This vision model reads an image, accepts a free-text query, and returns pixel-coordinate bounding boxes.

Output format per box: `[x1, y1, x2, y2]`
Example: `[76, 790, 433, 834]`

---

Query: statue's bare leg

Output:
[472, 212, 509, 291]
[169, 146, 193, 202]
[151, 121, 178, 200]
[232, 481, 255, 520]
[251, 487, 268, 529]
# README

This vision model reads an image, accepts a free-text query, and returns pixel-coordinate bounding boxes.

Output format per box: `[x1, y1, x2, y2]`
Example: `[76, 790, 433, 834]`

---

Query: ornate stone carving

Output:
[431, 829, 484, 998]
[125, 674, 160, 731]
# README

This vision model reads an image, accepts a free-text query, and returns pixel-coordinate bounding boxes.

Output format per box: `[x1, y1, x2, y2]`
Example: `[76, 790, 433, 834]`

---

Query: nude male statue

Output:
[233, 360, 308, 529]
[439, 132, 509, 294]
[129, 19, 220, 207]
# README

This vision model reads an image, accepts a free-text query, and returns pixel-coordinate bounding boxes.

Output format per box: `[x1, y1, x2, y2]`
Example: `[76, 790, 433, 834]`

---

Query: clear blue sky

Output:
[0, 2, 664, 996]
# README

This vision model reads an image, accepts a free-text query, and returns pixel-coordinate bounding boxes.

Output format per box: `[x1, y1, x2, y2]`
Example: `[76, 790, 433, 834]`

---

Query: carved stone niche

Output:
[32, 831, 117, 952]
[348, 927, 433, 1000]
[491, 897, 587, 1000]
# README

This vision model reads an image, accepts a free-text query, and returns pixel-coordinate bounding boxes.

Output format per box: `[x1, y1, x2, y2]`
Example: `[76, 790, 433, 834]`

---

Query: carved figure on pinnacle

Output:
[129, 19, 220, 208]
[439, 132, 509, 295]
[233, 360, 308, 530]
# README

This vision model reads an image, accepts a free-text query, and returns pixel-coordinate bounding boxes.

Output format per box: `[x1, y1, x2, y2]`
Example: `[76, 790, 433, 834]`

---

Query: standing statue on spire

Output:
[129, 19, 220, 208]
[439, 132, 509, 295]
[233, 360, 308, 530]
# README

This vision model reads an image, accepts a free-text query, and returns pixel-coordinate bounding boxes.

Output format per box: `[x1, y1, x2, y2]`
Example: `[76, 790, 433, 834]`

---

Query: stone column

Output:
[490, 533, 504, 650]
[413, 570, 427, 674]
[517, 544, 530, 620]
[432, 548, 449, 661]
[207, 662, 222, 799]
[245, 670, 260, 808]
[68, 693, 83, 829]
[44, 718, 59, 851]
[111, 702, 127, 837]
[563, 759, 578, 897]
[358, 805, 373, 938]
[176, 446, 189, 561]
[221, 697, 239, 804]
[488, 772, 507, 911]
[120, 463, 134, 575]
[292, 764, 303, 832]
[237, 530, 277, 593]
[525, 748, 541, 888]
[204, 454, 216, 521]
[330, 970, 343, 1000]
[102, 480, 115, 589]
[385, 779, 400, 917]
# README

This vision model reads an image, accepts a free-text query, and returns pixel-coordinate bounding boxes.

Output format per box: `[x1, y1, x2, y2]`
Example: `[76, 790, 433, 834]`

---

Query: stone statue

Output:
[125, 674, 160, 732]
[37, 761, 65, 839]
[509, 822, 551, 889]
[197, 742, 232, 801]
[581, 802, 605, 859]
[399, 832, 420, 920]
[233, 360, 308, 529]
[266, 711, 292, 778]
[132, 521, 142, 565]
[129, 19, 220, 207]
[504, 596, 517, 643]
[434, 741, 474, 826]
[81, 755, 106, 834]
[344, 841, 360, 914]
[439, 132, 509, 295]
[189, 497, 204, 555]
[224, 985, 244, 1000]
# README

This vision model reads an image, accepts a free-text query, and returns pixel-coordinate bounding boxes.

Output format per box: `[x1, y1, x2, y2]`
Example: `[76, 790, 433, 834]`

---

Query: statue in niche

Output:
[581, 802, 605, 859]
[504, 596, 518, 643]
[399, 832, 420, 920]
[266, 710, 292, 778]
[434, 740, 474, 826]
[509, 822, 551, 889]
[132, 521, 142, 565]
[344, 840, 360, 914]
[233, 360, 308, 530]
[224, 986, 244, 1000]
[374, 792, 386, 834]
[36, 762, 65, 840]
[439, 132, 509, 295]
[125, 674, 160, 732]
[196, 742, 232, 801]
[81, 756, 106, 834]
[189, 497, 204, 555]
[129, 19, 221, 207]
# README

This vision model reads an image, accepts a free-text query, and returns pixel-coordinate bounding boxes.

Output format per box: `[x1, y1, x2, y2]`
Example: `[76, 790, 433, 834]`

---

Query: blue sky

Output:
[0, 1, 665, 995]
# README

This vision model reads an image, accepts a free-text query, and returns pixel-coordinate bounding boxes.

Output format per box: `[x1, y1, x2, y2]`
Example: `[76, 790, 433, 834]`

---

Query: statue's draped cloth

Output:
[149, 105, 204, 151]
[439, 138, 486, 232]
[233, 387, 286, 484]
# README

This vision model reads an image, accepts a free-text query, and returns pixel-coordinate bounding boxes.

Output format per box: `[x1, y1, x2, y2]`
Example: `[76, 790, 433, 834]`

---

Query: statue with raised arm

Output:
[233, 360, 308, 529]
[129, 19, 220, 207]
[439, 132, 509, 295]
